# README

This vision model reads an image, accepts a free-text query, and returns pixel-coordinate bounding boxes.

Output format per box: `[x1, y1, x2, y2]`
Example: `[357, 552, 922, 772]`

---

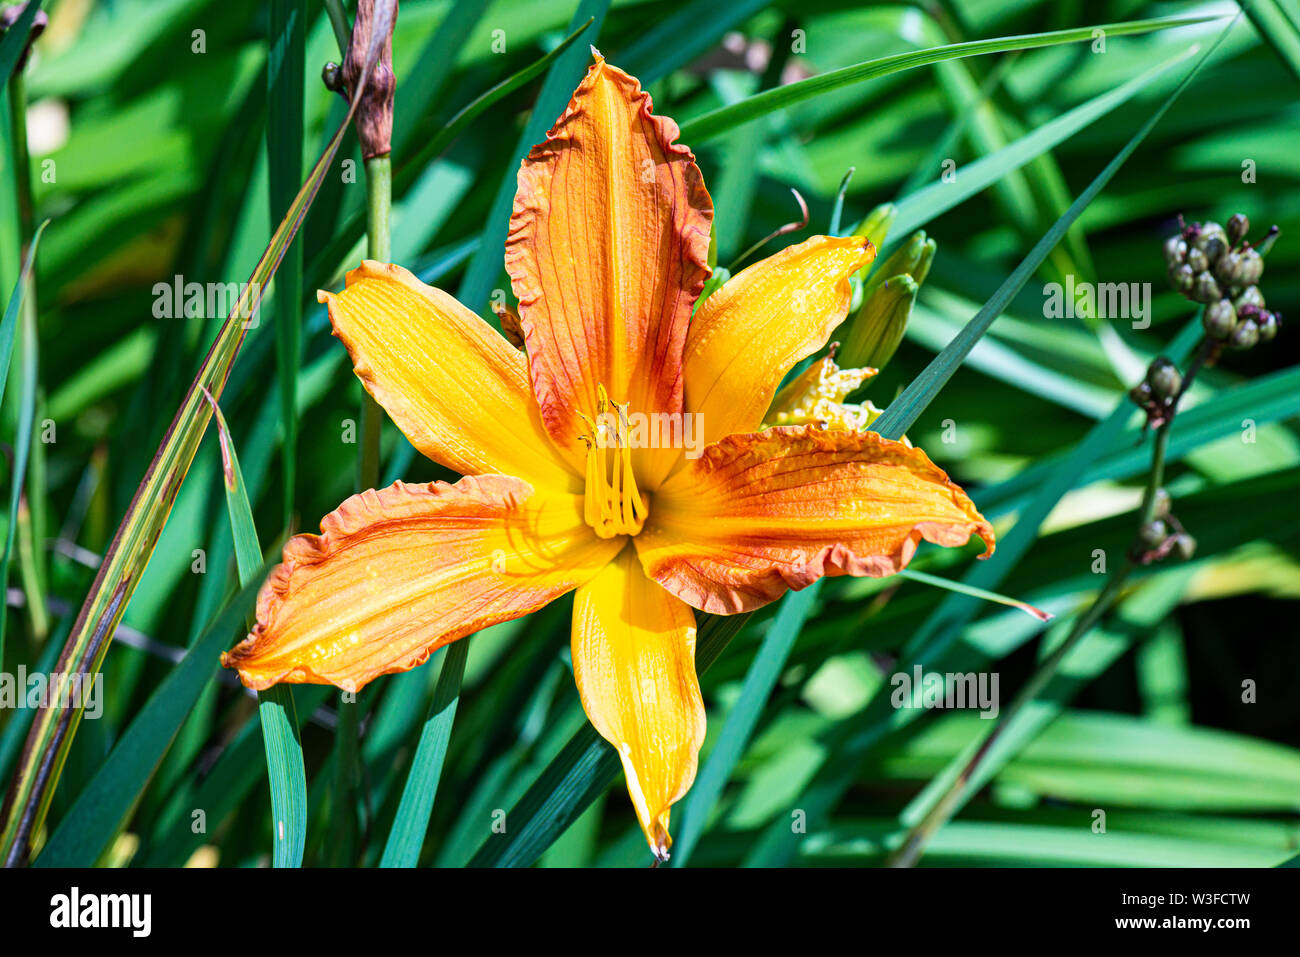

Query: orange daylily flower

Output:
[222, 53, 994, 859]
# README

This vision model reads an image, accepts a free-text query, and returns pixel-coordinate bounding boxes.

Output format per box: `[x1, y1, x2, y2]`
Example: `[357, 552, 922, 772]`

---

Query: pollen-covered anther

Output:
[579, 386, 648, 539]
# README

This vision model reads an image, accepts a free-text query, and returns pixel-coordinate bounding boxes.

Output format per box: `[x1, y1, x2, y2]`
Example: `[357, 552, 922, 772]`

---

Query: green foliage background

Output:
[1, 0, 1298, 867]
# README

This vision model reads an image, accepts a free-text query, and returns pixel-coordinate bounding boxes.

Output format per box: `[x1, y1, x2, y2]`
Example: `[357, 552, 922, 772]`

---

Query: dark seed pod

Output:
[1174, 533, 1196, 561]
[1185, 246, 1208, 273]
[1234, 285, 1265, 312]
[1168, 262, 1195, 293]
[1203, 299, 1237, 339]
[1192, 271, 1221, 303]
[1163, 235, 1188, 267]
[1129, 382, 1153, 406]
[1256, 311, 1279, 342]
[1227, 213, 1249, 246]
[1140, 520, 1169, 549]
[1213, 250, 1242, 285]
[1237, 247, 1264, 286]
[321, 61, 344, 92]
[1146, 357, 1182, 401]
[1229, 319, 1259, 350]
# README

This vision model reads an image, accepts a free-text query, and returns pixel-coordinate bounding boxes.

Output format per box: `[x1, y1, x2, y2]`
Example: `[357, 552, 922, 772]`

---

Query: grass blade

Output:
[0, 0, 398, 863]
[671, 581, 822, 867]
[379, 638, 470, 867]
[267, 0, 306, 528]
[678, 14, 1223, 142]
[32, 577, 265, 867]
[1239, 0, 1300, 82]
[204, 389, 307, 868]
[0, 219, 46, 661]
[871, 29, 1224, 441]
[0, 0, 41, 85]
[889, 48, 1197, 238]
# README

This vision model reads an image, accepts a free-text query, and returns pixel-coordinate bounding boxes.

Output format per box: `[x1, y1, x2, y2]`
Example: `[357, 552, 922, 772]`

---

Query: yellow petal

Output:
[222, 476, 622, 691]
[319, 261, 580, 492]
[571, 545, 705, 860]
[635, 426, 994, 614]
[506, 53, 713, 477]
[682, 235, 875, 450]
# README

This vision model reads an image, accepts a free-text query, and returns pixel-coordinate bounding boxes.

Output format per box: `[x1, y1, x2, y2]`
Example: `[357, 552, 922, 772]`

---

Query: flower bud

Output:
[341, 0, 398, 159]
[1233, 285, 1264, 312]
[1227, 213, 1249, 246]
[1140, 520, 1169, 549]
[838, 274, 917, 370]
[851, 203, 897, 257]
[1203, 299, 1237, 339]
[1152, 488, 1172, 519]
[1167, 262, 1194, 293]
[1237, 247, 1263, 286]
[1229, 319, 1259, 350]
[1185, 246, 1208, 273]
[1256, 310, 1279, 342]
[1129, 381, 1153, 406]
[1163, 235, 1188, 267]
[1146, 357, 1181, 401]
[861, 231, 930, 301]
[1191, 221, 1228, 265]
[1213, 250, 1242, 285]
[1191, 271, 1221, 303]
[1174, 533, 1196, 561]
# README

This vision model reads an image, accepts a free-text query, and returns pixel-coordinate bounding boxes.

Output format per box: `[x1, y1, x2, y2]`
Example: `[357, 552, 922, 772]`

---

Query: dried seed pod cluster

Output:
[1164, 214, 1281, 350]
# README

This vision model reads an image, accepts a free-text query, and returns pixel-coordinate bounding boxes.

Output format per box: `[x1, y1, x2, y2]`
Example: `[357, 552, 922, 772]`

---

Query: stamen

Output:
[579, 387, 647, 538]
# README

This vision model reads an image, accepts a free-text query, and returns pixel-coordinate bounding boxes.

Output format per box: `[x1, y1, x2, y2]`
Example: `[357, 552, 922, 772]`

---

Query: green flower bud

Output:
[1256, 311, 1279, 342]
[1186, 246, 1208, 273]
[1146, 357, 1181, 401]
[1213, 250, 1242, 285]
[1168, 262, 1195, 293]
[1234, 285, 1264, 312]
[1152, 488, 1172, 519]
[850, 202, 897, 257]
[1140, 520, 1169, 549]
[861, 231, 929, 301]
[838, 274, 917, 371]
[1229, 319, 1259, 350]
[1237, 247, 1264, 286]
[1129, 381, 1153, 406]
[1174, 533, 1196, 561]
[1227, 213, 1249, 246]
[1192, 221, 1228, 265]
[1203, 299, 1237, 339]
[1163, 235, 1187, 268]
[1191, 271, 1221, 303]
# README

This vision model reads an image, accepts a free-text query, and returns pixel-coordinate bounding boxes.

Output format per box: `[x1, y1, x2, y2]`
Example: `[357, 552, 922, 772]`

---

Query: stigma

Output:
[580, 386, 647, 539]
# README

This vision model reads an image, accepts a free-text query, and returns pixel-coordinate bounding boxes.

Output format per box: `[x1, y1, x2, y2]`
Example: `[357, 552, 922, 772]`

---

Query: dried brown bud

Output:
[341, 0, 398, 160]
[0, 3, 48, 74]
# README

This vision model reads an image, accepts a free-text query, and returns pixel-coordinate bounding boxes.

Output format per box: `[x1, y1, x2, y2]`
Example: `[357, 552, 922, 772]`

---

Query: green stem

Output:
[359, 154, 390, 493]
[885, 335, 1210, 868]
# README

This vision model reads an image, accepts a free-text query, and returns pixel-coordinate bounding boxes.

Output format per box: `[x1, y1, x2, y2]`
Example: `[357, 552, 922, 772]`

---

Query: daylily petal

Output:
[681, 235, 876, 450]
[635, 426, 994, 614]
[319, 261, 581, 492]
[223, 476, 621, 691]
[506, 52, 712, 472]
[571, 545, 705, 859]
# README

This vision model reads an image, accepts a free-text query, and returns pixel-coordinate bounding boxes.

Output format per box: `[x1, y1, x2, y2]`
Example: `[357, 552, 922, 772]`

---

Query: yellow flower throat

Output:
[580, 386, 647, 539]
